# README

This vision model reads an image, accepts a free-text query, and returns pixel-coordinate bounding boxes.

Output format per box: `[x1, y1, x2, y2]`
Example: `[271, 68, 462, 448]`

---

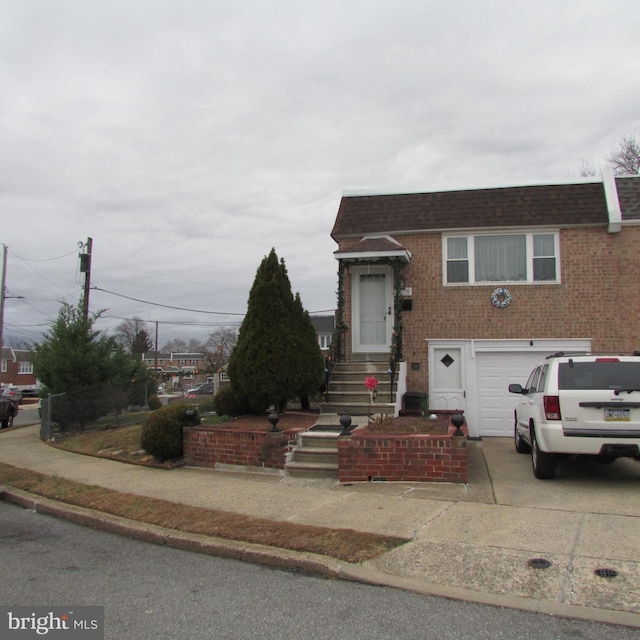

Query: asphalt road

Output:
[0, 502, 637, 640]
[12, 403, 39, 428]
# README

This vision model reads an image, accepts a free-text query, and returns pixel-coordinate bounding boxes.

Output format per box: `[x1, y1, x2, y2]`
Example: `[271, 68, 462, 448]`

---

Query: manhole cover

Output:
[527, 558, 552, 569]
[594, 568, 618, 578]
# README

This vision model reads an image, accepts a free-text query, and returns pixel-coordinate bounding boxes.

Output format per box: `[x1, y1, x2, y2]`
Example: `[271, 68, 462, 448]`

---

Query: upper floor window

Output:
[318, 334, 331, 350]
[18, 362, 34, 375]
[444, 232, 559, 284]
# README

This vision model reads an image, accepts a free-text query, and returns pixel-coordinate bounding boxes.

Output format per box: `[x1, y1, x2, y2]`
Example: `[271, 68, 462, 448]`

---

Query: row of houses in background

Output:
[0, 318, 336, 395]
[0, 347, 38, 391]
[141, 318, 336, 394]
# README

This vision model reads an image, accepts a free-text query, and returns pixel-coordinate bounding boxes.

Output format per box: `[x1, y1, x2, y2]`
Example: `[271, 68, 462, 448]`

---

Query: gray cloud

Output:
[1, 0, 638, 345]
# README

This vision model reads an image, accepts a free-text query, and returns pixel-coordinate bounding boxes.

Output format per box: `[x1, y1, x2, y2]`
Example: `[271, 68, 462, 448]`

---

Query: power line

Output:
[91, 286, 246, 316]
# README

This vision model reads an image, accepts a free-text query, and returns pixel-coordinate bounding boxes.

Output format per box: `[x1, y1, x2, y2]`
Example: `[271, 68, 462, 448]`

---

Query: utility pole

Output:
[0, 245, 7, 389]
[80, 237, 93, 321]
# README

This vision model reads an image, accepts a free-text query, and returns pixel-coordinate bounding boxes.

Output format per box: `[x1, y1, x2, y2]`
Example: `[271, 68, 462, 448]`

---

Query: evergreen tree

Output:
[228, 248, 322, 413]
[292, 293, 325, 411]
[33, 302, 148, 394]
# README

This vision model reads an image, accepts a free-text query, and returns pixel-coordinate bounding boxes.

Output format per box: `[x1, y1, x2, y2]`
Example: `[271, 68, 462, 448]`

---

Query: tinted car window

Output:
[537, 364, 548, 392]
[527, 367, 542, 393]
[558, 361, 640, 391]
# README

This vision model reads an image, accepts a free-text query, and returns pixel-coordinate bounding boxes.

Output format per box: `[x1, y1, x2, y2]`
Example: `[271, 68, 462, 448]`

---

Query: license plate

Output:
[604, 408, 630, 422]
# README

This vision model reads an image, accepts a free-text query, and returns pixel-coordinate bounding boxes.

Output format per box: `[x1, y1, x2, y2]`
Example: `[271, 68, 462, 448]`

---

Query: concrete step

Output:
[298, 431, 340, 448]
[284, 462, 338, 479]
[292, 448, 338, 464]
[320, 401, 395, 416]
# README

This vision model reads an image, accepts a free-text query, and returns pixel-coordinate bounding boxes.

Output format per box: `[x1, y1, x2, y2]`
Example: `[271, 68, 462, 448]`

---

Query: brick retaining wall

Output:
[183, 426, 304, 470]
[336, 432, 467, 483]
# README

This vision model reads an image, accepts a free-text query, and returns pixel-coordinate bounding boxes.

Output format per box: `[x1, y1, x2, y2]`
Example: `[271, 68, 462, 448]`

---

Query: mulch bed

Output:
[363, 415, 451, 435]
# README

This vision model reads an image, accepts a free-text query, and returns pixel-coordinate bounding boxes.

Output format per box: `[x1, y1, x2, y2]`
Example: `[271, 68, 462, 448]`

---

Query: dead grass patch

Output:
[0, 462, 406, 563]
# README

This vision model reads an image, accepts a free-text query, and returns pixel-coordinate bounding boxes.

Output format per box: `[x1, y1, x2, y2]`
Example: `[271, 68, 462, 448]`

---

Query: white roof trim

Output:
[602, 166, 622, 233]
[342, 175, 603, 198]
[334, 249, 412, 262]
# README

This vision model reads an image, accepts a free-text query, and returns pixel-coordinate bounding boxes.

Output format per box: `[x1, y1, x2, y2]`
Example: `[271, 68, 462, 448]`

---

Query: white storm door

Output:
[353, 266, 392, 352]
[430, 346, 466, 411]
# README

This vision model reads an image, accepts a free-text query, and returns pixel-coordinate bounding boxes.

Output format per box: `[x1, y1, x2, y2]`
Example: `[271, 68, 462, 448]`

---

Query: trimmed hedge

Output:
[140, 402, 200, 461]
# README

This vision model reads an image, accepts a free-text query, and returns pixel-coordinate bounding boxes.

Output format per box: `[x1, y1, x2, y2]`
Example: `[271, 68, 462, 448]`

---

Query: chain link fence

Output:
[40, 380, 154, 440]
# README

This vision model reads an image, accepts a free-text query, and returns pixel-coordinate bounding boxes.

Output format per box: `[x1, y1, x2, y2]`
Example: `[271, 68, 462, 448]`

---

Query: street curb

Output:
[0, 487, 344, 579]
[2, 486, 640, 629]
[339, 565, 640, 629]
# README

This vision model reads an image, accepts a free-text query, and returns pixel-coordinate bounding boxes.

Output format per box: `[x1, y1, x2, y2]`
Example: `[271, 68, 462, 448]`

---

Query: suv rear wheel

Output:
[531, 426, 555, 479]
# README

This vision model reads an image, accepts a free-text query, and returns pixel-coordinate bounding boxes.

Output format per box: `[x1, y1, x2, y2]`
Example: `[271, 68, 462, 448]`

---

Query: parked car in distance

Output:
[1, 385, 22, 402]
[188, 383, 214, 398]
[20, 386, 41, 399]
[509, 353, 640, 479]
[0, 393, 19, 428]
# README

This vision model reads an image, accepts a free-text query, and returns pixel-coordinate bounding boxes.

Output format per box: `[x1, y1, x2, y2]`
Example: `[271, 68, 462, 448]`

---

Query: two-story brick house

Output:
[1, 347, 38, 390]
[330, 169, 640, 438]
[141, 352, 208, 389]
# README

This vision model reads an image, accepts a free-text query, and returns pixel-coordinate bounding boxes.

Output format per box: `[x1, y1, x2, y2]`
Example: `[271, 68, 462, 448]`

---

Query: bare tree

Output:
[607, 133, 640, 175]
[203, 327, 237, 371]
[114, 317, 153, 354]
[578, 158, 598, 177]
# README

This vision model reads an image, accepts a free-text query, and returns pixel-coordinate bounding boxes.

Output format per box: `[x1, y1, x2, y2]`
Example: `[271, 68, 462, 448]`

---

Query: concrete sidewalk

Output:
[1, 424, 640, 628]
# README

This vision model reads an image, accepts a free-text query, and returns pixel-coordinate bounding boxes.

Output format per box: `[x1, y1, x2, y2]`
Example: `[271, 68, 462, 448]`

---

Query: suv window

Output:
[526, 367, 542, 393]
[537, 364, 548, 392]
[558, 361, 640, 391]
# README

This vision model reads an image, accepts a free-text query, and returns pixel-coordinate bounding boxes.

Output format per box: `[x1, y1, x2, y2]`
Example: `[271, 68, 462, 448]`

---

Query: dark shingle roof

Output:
[310, 315, 335, 333]
[616, 175, 640, 220]
[331, 180, 618, 238]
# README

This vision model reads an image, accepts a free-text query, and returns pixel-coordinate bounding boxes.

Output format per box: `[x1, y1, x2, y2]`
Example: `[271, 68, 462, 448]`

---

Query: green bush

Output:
[213, 385, 260, 417]
[197, 396, 216, 414]
[147, 394, 162, 411]
[140, 403, 200, 461]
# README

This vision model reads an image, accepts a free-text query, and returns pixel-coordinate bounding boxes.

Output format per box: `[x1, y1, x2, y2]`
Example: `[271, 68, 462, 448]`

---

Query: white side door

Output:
[352, 266, 393, 353]
[429, 345, 466, 411]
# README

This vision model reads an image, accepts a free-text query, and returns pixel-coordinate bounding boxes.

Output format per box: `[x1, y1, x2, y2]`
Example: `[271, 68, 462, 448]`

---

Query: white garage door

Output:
[476, 352, 546, 437]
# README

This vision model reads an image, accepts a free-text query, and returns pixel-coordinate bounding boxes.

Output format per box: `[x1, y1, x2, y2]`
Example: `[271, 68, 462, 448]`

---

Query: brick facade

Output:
[353, 225, 640, 395]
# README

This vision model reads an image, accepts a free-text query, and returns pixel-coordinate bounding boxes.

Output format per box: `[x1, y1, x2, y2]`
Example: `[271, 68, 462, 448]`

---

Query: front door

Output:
[429, 345, 466, 410]
[352, 266, 392, 353]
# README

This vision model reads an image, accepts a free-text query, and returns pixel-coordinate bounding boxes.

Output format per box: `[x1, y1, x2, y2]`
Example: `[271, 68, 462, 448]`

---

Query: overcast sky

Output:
[1, 0, 638, 348]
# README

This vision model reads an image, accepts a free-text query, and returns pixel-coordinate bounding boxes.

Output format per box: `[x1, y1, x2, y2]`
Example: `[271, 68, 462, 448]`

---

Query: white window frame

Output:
[443, 231, 560, 285]
[18, 362, 34, 375]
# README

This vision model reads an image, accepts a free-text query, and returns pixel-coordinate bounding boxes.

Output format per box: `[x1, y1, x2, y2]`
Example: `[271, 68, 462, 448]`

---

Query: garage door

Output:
[476, 352, 545, 437]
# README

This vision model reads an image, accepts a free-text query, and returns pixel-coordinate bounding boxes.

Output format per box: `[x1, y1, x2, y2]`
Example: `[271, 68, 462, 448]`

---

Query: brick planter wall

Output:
[183, 426, 305, 470]
[337, 432, 467, 483]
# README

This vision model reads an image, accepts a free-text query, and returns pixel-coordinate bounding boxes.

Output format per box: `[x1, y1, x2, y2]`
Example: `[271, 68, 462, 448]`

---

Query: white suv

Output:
[509, 353, 640, 479]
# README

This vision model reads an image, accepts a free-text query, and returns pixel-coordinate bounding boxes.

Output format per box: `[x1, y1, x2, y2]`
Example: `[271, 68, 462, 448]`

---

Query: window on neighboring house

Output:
[444, 232, 558, 284]
[1, 359, 6, 373]
[318, 335, 331, 350]
[18, 362, 34, 375]
[220, 372, 229, 382]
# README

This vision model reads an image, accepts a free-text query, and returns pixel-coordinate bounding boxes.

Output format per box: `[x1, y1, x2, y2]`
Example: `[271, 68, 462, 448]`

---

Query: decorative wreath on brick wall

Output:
[490, 287, 512, 308]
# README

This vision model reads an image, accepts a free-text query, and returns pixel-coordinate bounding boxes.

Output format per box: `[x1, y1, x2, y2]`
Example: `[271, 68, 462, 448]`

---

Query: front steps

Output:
[285, 429, 339, 479]
[320, 357, 397, 416]
[284, 413, 371, 480]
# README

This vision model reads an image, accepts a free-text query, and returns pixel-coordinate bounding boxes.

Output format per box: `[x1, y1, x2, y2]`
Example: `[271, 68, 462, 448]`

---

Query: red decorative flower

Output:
[365, 376, 379, 391]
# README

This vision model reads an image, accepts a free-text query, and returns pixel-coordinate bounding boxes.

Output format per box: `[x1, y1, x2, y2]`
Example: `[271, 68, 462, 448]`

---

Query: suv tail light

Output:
[543, 395, 562, 420]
